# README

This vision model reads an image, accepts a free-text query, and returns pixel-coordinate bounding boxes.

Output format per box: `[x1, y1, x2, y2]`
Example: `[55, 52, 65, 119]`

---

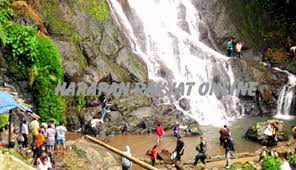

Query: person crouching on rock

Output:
[193, 136, 207, 167]
[150, 145, 158, 166]
[155, 123, 165, 145]
[264, 123, 274, 147]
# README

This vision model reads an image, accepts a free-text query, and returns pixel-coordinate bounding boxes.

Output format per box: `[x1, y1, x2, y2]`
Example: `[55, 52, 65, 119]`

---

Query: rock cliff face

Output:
[0, 0, 293, 135]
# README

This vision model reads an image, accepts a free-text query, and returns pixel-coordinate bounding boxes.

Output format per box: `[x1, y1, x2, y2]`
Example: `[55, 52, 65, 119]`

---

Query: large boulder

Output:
[55, 41, 86, 82]
[245, 120, 289, 143]
[62, 139, 121, 170]
[192, 0, 241, 50]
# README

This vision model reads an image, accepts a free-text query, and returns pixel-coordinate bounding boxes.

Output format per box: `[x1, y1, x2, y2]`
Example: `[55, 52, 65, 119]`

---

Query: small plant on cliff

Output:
[262, 156, 282, 170]
[92, 0, 109, 22]
[289, 154, 296, 168]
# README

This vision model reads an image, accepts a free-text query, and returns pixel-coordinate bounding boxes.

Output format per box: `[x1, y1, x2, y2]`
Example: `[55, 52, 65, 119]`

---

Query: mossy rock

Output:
[116, 47, 148, 82]
[245, 119, 289, 142]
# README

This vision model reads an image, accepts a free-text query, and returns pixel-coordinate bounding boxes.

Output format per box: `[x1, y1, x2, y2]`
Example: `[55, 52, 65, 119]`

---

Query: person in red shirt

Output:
[150, 145, 158, 166]
[155, 124, 165, 145]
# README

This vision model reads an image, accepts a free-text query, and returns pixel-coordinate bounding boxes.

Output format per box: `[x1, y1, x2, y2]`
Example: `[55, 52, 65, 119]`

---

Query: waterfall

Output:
[107, 0, 241, 126]
[275, 70, 296, 119]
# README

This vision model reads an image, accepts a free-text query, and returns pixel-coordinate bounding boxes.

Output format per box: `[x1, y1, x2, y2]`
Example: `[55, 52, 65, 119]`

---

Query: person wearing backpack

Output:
[122, 145, 132, 170]
[193, 136, 207, 166]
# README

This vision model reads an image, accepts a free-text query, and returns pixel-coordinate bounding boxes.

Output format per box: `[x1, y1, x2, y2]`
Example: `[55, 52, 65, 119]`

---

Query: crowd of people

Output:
[0, 117, 68, 170]
[120, 123, 237, 169]
[120, 121, 293, 169]
[226, 37, 243, 58]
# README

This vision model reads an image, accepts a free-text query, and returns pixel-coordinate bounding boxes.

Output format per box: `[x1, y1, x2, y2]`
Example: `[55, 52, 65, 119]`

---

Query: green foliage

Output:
[257, 0, 296, 33]
[41, 0, 80, 42]
[74, 95, 86, 113]
[0, 24, 6, 46]
[262, 156, 282, 170]
[31, 36, 65, 122]
[225, 0, 266, 48]
[0, 114, 8, 128]
[92, 0, 109, 22]
[226, 0, 296, 48]
[289, 154, 296, 168]
[0, 4, 65, 123]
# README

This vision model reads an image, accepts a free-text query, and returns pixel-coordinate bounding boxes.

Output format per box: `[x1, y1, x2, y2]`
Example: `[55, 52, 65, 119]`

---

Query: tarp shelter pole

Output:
[8, 110, 12, 146]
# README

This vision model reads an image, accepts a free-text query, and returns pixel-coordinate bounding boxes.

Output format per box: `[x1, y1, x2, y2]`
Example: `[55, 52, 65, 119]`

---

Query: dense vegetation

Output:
[0, 0, 65, 122]
[225, 0, 296, 49]
[262, 156, 282, 170]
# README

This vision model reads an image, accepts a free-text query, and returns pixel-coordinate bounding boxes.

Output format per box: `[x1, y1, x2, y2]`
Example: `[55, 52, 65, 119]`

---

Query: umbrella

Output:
[0, 91, 32, 114]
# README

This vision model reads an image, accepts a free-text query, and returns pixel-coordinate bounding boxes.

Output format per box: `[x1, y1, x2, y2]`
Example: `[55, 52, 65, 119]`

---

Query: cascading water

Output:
[107, 0, 241, 126]
[275, 70, 296, 119]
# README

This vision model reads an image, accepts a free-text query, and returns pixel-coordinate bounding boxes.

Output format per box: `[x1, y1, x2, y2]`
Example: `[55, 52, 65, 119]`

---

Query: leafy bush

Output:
[0, 114, 9, 128]
[289, 154, 296, 168]
[262, 156, 282, 170]
[31, 36, 65, 122]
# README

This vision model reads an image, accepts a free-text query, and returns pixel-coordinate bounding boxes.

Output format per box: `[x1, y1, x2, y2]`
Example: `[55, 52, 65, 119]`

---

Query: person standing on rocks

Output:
[155, 123, 165, 145]
[30, 117, 40, 143]
[193, 136, 207, 167]
[173, 136, 184, 162]
[36, 129, 46, 159]
[226, 38, 234, 57]
[100, 97, 112, 123]
[56, 121, 67, 154]
[223, 138, 232, 169]
[46, 124, 56, 155]
[21, 119, 29, 149]
[121, 145, 132, 170]
[236, 41, 243, 58]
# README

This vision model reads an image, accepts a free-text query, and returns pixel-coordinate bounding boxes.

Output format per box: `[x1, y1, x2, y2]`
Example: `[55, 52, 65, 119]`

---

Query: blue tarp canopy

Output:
[0, 91, 32, 114]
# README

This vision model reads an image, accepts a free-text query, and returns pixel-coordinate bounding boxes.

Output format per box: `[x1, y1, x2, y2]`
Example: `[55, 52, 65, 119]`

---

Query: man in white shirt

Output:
[56, 121, 67, 154]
